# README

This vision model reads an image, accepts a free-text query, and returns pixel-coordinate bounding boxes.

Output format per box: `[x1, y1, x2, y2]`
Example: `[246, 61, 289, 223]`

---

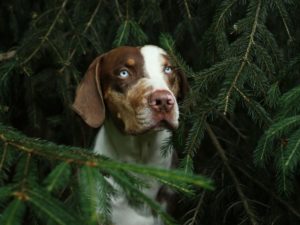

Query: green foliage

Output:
[27, 186, 82, 225]
[0, 199, 26, 225]
[78, 166, 112, 225]
[44, 162, 71, 193]
[1, 0, 300, 224]
[0, 124, 213, 225]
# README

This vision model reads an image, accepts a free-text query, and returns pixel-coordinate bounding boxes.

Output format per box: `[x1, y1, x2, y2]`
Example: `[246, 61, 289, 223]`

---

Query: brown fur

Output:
[73, 46, 188, 132]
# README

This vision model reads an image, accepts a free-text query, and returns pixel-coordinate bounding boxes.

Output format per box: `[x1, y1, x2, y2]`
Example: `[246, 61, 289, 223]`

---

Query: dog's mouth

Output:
[139, 113, 178, 134]
[125, 115, 178, 135]
[152, 120, 177, 131]
[131, 121, 177, 135]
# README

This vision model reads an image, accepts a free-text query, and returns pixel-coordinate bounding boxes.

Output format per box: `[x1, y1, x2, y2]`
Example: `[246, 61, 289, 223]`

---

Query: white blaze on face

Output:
[140, 45, 171, 92]
[139, 45, 179, 129]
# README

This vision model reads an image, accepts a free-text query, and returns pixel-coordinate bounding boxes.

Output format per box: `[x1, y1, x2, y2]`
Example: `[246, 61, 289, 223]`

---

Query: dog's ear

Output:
[177, 69, 189, 101]
[72, 55, 105, 128]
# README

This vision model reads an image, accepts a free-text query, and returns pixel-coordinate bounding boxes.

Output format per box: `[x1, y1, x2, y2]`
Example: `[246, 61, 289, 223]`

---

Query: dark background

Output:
[1, 0, 300, 224]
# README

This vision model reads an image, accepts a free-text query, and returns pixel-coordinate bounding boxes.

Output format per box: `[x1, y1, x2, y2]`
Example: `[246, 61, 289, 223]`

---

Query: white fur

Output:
[93, 45, 177, 225]
[140, 45, 180, 127]
[140, 45, 169, 91]
[94, 120, 171, 225]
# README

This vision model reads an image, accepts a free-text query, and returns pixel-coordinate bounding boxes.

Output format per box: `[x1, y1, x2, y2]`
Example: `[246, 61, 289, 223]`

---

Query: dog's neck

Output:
[93, 119, 172, 164]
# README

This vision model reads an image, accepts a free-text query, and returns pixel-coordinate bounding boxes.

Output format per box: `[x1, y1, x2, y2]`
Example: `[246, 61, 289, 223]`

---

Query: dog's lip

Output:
[156, 119, 177, 129]
[152, 112, 177, 126]
[127, 118, 178, 135]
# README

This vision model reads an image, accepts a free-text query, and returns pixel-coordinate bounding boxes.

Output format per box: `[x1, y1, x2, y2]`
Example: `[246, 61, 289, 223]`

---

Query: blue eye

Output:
[164, 66, 172, 74]
[119, 70, 129, 78]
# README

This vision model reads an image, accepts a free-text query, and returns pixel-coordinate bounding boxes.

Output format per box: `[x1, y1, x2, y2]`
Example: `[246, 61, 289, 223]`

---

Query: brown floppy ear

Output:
[72, 55, 105, 128]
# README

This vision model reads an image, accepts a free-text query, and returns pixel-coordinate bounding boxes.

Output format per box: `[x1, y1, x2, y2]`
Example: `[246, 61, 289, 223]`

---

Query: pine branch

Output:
[27, 186, 83, 225]
[235, 165, 300, 219]
[20, 153, 31, 192]
[183, 114, 206, 173]
[60, 0, 103, 73]
[114, 0, 123, 19]
[184, 191, 206, 225]
[224, 0, 262, 115]
[43, 162, 71, 192]
[21, 0, 68, 65]
[282, 129, 300, 172]
[234, 86, 272, 126]
[183, 0, 192, 19]
[0, 143, 8, 171]
[113, 19, 148, 47]
[205, 123, 258, 225]
[0, 124, 214, 191]
[159, 33, 195, 77]
[254, 116, 300, 167]
[189, 191, 206, 225]
[213, 0, 238, 31]
[79, 166, 112, 224]
[115, 20, 129, 46]
[0, 50, 16, 62]
[275, 0, 293, 42]
[0, 199, 26, 225]
[219, 113, 247, 139]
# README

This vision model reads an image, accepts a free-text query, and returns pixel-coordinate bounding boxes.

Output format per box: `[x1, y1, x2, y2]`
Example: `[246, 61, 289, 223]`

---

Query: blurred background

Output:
[1, 0, 300, 224]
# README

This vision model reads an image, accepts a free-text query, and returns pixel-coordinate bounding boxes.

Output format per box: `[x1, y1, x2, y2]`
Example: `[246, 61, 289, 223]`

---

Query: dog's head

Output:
[72, 45, 188, 134]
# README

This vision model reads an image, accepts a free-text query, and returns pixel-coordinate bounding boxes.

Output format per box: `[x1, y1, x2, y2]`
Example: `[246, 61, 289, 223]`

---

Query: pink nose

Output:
[149, 90, 174, 112]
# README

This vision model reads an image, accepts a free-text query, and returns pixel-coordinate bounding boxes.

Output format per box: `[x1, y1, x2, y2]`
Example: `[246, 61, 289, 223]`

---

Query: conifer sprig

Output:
[1, 0, 300, 223]
[223, 0, 261, 115]
[0, 123, 213, 224]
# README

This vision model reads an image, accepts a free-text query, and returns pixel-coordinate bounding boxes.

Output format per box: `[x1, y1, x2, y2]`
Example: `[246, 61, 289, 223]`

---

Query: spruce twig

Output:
[219, 113, 247, 139]
[22, 0, 68, 65]
[60, 0, 103, 73]
[274, 0, 293, 42]
[183, 0, 192, 20]
[0, 126, 213, 190]
[20, 153, 31, 192]
[224, 0, 261, 115]
[214, 0, 238, 31]
[114, 0, 123, 19]
[235, 166, 300, 219]
[0, 50, 16, 62]
[205, 123, 258, 225]
[0, 143, 8, 171]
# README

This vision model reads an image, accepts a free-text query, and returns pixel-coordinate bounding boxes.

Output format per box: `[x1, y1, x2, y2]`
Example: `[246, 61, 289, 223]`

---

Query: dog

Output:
[72, 45, 188, 225]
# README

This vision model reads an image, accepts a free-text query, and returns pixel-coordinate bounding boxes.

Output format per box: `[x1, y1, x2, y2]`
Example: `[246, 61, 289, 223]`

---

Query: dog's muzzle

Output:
[147, 90, 178, 130]
[148, 90, 175, 113]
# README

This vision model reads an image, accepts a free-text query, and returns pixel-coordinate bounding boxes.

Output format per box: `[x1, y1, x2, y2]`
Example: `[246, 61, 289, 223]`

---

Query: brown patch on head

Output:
[100, 47, 145, 94]
[126, 58, 135, 66]
[160, 54, 183, 99]
[73, 45, 188, 133]
[104, 84, 150, 134]
[127, 78, 153, 109]
[162, 54, 171, 66]
[98, 47, 152, 133]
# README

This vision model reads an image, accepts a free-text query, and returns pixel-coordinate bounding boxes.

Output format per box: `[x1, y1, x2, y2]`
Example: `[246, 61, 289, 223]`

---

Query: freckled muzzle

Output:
[119, 84, 179, 134]
[146, 89, 178, 129]
[140, 89, 179, 132]
[148, 90, 175, 113]
[72, 45, 186, 133]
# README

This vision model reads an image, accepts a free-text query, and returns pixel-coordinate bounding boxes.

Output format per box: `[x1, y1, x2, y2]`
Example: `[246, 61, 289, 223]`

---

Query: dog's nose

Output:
[149, 90, 174, 112]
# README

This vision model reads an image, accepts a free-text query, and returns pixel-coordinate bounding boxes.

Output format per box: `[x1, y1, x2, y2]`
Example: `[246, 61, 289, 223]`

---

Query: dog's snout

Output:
[149, 90, 174, 112]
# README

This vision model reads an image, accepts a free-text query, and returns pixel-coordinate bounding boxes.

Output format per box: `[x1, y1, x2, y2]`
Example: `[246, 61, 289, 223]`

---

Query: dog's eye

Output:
[164, 66, 173, 74]
[119, 70, 129, 78]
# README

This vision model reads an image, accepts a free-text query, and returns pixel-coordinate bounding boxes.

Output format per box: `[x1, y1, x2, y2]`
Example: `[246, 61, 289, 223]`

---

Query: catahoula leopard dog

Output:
[73, 45, 188, 225]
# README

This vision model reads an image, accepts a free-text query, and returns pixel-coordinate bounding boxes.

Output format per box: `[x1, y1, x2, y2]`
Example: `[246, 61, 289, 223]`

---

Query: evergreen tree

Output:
[1, 0, 300, 224]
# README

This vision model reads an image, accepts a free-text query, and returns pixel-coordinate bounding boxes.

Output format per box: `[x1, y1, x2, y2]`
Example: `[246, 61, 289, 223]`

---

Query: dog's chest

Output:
[93, 120, 172, 167]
